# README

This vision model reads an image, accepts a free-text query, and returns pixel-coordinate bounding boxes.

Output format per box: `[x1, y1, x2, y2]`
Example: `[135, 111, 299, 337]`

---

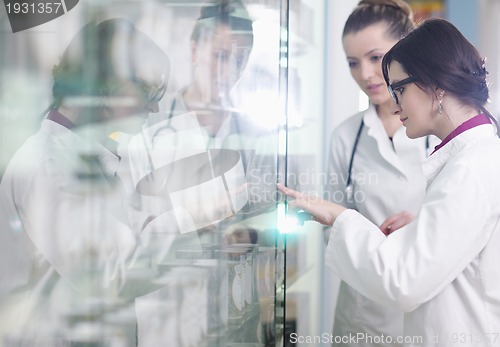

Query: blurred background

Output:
[0, 0, 497, 346]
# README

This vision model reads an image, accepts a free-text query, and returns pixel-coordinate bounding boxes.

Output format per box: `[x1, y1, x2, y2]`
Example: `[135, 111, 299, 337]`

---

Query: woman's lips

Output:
[366, 84, 382, 94]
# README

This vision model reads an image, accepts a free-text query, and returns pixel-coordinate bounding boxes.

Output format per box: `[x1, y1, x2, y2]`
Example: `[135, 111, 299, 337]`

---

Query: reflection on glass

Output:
[0, 17, 173, 346]
[1, 0, 288, 346]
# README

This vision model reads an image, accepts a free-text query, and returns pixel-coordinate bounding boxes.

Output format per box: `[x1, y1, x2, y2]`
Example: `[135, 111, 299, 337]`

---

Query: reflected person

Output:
[0, 18, 171, 346]
[138, 0, 277, 216]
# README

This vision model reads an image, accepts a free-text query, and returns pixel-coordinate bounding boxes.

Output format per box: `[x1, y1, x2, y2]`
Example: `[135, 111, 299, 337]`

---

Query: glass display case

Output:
[0, 0, 328, 346]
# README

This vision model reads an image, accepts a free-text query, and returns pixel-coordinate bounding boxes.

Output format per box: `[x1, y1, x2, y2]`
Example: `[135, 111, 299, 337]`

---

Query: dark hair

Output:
[382, 18, 491, 117]
[52, 18, 170, 108]
[190, 0, 253, 45]
[232, 227, 258, 244]
[343, 0, 414, 40]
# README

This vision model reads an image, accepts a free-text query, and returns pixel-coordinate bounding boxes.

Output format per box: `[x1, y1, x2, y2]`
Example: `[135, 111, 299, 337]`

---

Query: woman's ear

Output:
[434, 87, 445, 99]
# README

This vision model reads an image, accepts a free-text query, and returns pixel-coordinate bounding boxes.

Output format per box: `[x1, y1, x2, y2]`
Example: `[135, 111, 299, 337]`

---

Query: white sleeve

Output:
[326, 164, 492, 312]
[23, 160, 174, 299]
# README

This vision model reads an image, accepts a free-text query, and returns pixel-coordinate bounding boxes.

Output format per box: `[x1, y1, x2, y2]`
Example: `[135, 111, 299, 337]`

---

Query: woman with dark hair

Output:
[131, 0, 276, 219]
[280, 18, 500, 346]
[0, 18, 172, 346]
[51, 18, 169, 135]
[327, 1, 431, 345]
[150, 0, 255, 139]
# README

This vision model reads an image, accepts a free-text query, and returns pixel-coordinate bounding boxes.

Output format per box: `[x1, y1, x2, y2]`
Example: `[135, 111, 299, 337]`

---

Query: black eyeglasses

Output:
[388, 76, 417, 105]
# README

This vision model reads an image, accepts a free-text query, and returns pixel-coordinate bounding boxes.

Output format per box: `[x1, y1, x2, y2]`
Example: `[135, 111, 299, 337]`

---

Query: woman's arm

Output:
[278, 163, 493, 312]
[278, 183, 347, 225]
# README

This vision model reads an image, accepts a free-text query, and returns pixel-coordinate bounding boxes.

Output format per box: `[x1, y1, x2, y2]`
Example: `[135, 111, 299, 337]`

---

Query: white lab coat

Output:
[0, 119, 174, 346]
[327, 123, 500, 347]
[127, 90, 277, 346]
[143, 89, 278, 214]
[327, 105, 430, 346]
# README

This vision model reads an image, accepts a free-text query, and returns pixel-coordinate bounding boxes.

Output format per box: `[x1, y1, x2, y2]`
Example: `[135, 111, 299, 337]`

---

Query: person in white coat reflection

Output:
[279, 18, 500, 347]
[326, 1, 431, 345]
[130, 0, 276, 228]
[125, 2, 274, 345]
[0, 18, 172, 346]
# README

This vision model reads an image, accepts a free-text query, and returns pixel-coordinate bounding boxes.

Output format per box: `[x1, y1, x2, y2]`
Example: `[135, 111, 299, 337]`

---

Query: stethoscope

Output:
[149, 97, 178, 143]
[345, 120, 365, 203]
[139, 98, 179, 176]
[345, 119, 430, 203]
[143, 96, 249, 169]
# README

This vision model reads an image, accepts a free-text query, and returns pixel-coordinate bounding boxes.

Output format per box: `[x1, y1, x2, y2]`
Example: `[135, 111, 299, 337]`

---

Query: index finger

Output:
[277, 183, 301, 199]
[379, 212, 403, 230]
[380, 217, 396, 231]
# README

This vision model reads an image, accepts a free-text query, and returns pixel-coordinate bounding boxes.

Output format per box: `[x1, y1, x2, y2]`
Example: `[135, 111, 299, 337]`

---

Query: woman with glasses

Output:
[147, 0, 258, 149]
[280, 18, 500, 346]
[326, 1, 431, 345]
[133, 0, 277, 217]
[0, 18, 172, 346]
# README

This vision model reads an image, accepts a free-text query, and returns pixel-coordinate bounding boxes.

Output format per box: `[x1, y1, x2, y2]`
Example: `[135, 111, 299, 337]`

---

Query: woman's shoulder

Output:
[330, 110, 366, 141]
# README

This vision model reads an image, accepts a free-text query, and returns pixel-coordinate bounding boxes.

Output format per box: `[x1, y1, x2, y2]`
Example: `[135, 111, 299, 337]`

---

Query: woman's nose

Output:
[360, 62, 375, 81]
[390, 100, 401, 115]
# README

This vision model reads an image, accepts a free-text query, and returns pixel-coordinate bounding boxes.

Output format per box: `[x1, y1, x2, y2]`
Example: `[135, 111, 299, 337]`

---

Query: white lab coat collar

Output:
[363, 105, 407, 175]
[41, 119, 121, 176]
[423, 123, 497, 185]
[172, 89, 234, 149]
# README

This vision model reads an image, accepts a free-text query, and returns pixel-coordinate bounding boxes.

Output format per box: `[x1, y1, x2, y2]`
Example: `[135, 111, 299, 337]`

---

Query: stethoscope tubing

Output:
[345, 118, 429, 203]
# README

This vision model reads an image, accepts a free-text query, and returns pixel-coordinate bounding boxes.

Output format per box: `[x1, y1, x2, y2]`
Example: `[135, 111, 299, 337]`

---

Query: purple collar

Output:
[46, 108, 75, 129]
[430, 114, 491, 155]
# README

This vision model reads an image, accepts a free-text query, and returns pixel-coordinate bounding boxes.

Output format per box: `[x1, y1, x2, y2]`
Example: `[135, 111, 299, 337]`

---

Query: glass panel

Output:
[0, 0, 304, 346]
[0, 0, 330, 344]
[279, 1, 328, 346]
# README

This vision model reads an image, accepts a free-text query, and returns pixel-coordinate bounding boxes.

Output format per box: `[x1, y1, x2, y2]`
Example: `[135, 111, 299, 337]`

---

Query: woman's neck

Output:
[182, 85, 230, 136]
[56, 105, 79, 125]
[434, 106, 481, 140]
[56, 106, 119, 155]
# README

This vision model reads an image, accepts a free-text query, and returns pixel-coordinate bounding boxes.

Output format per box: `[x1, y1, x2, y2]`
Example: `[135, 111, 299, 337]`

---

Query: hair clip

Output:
[472, 66, 488, 76]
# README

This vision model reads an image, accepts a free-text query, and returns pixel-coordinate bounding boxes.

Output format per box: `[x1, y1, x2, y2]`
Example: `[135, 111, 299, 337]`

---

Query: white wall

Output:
[478, 0, 500, 119]
[321, 0, 359, 338]
[323, 0, 360, 167]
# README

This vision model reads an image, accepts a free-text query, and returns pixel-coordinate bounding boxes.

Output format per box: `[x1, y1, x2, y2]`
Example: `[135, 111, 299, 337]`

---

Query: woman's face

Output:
[342, 22, 397, 106]
[192, 23, 252, 104]
[387, 61, 435, 139]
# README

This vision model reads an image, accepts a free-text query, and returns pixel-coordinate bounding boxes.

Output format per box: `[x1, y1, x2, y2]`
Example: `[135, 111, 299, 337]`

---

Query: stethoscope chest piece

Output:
[345, 184, 354, 203]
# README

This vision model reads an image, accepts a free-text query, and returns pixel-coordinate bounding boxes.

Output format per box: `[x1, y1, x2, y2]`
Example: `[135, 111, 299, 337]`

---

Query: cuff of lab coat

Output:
[328, 208, 384, 247]
[330, 209, 360, 235]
